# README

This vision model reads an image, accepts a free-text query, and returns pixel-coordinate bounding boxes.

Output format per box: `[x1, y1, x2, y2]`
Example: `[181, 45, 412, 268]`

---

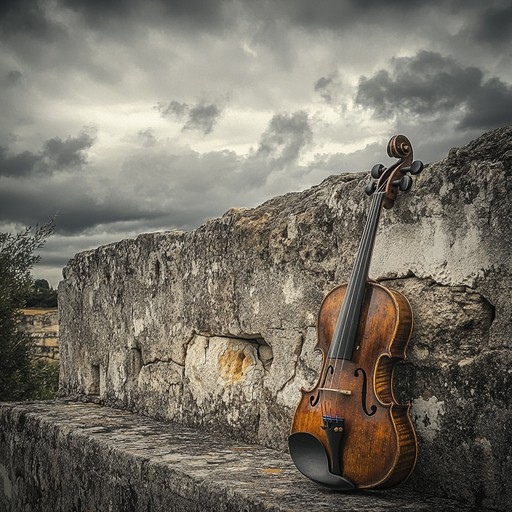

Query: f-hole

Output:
[354, 368, 377, 416]
[310, 364, 334, 407]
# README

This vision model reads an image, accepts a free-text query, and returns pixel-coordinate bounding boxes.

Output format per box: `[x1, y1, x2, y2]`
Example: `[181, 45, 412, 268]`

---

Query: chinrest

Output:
[288, 432, 355, 490]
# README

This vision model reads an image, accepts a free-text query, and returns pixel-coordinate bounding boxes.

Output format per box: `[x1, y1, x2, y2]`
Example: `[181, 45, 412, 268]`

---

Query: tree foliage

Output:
[25, 278, 58, 308]
[0, 221, 59, 401]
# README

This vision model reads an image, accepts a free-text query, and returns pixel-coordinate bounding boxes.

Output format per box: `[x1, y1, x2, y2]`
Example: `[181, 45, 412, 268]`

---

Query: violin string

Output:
[325, 168, 397, 415]
[333, 190, 383, 396]
[328, 171, 398, 406]
[321, 168, 390, 419]
[324, 188, 384, 417]
[325, 194, 377, 414]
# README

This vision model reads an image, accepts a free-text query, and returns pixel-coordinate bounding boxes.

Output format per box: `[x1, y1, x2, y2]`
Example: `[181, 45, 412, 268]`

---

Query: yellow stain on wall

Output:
[218, 349, 253, 382]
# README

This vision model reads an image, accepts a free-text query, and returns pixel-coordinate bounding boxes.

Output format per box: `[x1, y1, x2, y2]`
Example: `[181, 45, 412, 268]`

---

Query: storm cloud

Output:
[256, 111, 313, 169]
[0, 130, 95, 178]
[0, 149, 41, 178]
[356, 51, 512, 130]
[0, 112, 318, 238]
[60, 0, 234, 31]
[42, 131, 96, 169]
[158, 100, 224, 135]
[467, 3, 512, 45]
[0, 0, 59, 39]
[314, 73, 343, 104]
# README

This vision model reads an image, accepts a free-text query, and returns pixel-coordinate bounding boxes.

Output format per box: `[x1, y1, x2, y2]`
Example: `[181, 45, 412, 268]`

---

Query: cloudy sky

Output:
[1, 1, 512, 286]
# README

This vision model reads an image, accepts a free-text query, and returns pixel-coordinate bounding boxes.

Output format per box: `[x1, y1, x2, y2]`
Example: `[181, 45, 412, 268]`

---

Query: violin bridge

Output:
[318, 387, 352, 396]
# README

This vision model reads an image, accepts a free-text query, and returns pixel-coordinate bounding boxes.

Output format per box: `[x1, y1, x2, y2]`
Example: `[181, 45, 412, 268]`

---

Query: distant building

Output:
[19, 308, 59, 360]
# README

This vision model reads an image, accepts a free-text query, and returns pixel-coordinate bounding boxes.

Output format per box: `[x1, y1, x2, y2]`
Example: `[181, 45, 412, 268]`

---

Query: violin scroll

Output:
[387, 134, 411, 160]
[364, 134, 424, 208]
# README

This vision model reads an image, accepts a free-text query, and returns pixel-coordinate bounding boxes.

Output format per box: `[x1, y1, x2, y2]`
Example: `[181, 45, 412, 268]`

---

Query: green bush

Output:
[0, 221, 59, 401]
[30, 359, 60, 400]
[25, 279, 58, 308]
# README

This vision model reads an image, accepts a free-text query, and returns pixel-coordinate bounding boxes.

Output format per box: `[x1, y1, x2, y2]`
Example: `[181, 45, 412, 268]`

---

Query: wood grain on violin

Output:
[289, 135, 423, 490]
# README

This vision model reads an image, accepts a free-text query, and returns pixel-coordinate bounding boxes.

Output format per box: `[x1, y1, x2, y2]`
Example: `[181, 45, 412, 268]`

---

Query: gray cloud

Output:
[256, 111, 313, 169]
[42, 131, 96, 169]
[137, 128, 157, 147]
[467, 4, 512, 45]
[0, 111, 317, 237]
[158, 100, 223, 135]
[159, 100, 187, 119]
[4, 70, 23, 86]
[244, 0, 424, 33]
[356, 51, 481, 116]
[0, 148, 41, 178]
[459, 78, 512, 130]
[243, 0, 507, 42]
[0, 175, 169, 235]
[0, 0, 59, 39]
[0, 130, 95, 178]
[0, 0, 233, 37]
[315, 73, 337, 104]
[60, 0, 234, 32]
[356, 51, 512, 130]
[60, 0, 137, 20]
[311, 142, 383, 174]
[1, 1, 505, 55]
[184, 103, 222, 134]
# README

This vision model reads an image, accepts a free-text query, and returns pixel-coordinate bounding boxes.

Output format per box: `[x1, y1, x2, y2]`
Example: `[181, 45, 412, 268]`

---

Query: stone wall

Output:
[58, 127, 512, 511]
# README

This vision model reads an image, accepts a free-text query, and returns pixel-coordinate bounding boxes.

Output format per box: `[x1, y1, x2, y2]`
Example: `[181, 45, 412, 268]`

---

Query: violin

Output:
[289, 135, 423, 490]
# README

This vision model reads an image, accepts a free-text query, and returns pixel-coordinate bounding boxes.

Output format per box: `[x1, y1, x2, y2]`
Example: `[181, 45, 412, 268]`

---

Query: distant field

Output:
[21, 308, 58, 315]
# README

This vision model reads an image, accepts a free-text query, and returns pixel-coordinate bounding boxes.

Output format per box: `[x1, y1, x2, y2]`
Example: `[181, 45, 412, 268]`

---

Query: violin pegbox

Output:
[364, 134, 424, 209]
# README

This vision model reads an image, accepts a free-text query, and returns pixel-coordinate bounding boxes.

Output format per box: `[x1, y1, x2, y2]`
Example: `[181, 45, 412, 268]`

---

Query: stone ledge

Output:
[0, 401, 490, 512]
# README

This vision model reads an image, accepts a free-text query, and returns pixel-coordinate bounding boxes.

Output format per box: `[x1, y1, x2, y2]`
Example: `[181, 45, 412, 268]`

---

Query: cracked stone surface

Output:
[56, 127, 512, 510]
[0, 401, 491, 512]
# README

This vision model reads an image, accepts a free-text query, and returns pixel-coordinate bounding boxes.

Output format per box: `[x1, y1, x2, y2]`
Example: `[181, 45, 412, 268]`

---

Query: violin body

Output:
[288, 135, 423, 490]
[290, 282, 417, 489]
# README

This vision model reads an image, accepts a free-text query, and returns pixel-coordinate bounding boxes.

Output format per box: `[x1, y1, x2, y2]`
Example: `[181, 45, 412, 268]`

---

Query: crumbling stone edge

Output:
[0, 400, 491, 512]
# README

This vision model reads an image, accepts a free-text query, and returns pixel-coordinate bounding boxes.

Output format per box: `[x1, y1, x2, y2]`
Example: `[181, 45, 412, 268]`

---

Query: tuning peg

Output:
[370, 164, 385, 179]
[410, 160, 423, 175]
[364, 181, 377, 196]
[399, 175, 413, 192]
[402, 160, 424, 175]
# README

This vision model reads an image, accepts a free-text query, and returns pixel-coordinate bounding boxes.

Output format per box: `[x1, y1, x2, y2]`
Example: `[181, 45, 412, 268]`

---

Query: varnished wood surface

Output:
[290, 282, 417, 489]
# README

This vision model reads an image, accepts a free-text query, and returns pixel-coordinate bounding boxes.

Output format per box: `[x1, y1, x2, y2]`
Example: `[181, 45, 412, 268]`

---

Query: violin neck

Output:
[328, 191, 385, 359]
